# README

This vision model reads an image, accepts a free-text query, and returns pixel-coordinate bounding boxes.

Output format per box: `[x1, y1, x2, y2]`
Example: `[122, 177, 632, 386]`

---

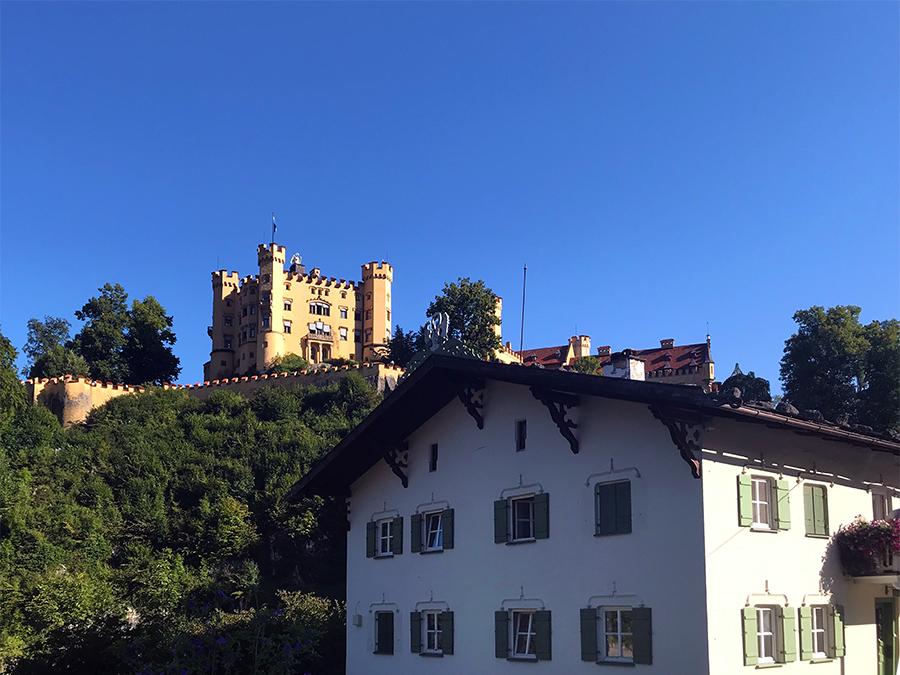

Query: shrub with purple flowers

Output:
[833, 515, 900, 576]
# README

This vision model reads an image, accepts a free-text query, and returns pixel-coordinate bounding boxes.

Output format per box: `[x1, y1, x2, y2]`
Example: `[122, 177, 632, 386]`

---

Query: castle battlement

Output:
[27, 362, 404, 427]
[361, 261, 393, 282]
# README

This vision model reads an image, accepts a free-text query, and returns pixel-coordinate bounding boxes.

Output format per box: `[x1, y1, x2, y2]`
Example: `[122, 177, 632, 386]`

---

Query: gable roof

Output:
[517, 344, 572, 369]
[604, 342, 711, 375]
[288, 354, 899, 499]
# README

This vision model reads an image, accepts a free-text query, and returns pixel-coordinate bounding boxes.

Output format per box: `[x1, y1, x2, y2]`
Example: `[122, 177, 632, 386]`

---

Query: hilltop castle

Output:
[205, 243, 392, 381]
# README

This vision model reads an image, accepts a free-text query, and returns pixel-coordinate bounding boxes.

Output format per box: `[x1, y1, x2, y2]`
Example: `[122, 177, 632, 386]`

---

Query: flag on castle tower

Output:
[272, 213, 277, 242]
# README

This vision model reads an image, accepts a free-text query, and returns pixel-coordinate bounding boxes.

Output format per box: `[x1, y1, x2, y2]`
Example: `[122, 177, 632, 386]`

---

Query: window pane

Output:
[621, 611, 633, 633]
[606, 635, 619, 658]
[605, 610, 618, 633]
[622, 634, 633, 658]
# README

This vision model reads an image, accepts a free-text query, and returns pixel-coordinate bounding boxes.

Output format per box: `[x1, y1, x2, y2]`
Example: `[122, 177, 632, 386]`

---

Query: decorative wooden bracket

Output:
[455, 382, 484, 430]
[531, 387, 579, 453]
[382, 442, 409, 488]
[649, 405, 702, 479]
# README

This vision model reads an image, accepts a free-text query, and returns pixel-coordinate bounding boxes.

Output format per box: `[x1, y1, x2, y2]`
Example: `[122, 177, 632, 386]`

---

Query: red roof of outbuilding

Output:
[517, 345, 571, 369]
[605, 342, 711, 374]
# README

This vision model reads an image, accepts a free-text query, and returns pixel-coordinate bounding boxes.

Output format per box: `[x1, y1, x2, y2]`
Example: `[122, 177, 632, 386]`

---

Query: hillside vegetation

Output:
[1, 330, 378, 674]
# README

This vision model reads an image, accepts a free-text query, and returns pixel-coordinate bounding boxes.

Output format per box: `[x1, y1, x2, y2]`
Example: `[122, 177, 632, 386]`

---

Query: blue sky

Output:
[2, 2, 897, 390]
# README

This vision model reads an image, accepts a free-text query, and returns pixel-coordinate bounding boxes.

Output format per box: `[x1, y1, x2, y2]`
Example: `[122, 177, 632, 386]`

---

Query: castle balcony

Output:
[306, 332, 334, 343]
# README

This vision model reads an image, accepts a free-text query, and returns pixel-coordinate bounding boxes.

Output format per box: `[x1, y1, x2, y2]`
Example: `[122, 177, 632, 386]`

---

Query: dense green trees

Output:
[721, 364, 772, 402]
[0, 327, 379, 673]
[569, 356, 604, 375]
[780, 306, 899, 430]
[426, 277, 502, 360]
[25, 284, 181, 385]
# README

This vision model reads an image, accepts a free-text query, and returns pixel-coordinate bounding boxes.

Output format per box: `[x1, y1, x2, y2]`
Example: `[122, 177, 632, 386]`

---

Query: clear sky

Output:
[1, 2, 897, 390]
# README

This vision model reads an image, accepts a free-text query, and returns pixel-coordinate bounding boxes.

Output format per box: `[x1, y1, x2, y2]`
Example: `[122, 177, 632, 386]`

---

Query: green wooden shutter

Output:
[375, 612, 394, 654]
[814, 488, 828, 536]
[798, 606, 813, 660]
[495, 610, 509, 658]
[598, 483, 617, 535]
[442, 611, 454, 655]
[442, 508, 454, 549]
[391, 517, 403, 555]
[779, 606, 796, 662]
[830, 605, 845, 658]
[534, 610, 552, 661]
[494, 499, 509, 544]
[742, 607, 758, 666]
[534, 493, 550, 539]
[632, 607, 652, 665]
[774, 480, 791, 531]
[410, 513, 422, 554]
[366, 521, 376, 558]
[580, 608, 598, 661]
[803, 485, 815, 535]
[738, 475, 753, 527]
[616, 481, 632, 534]
[410, 611, 422, 653]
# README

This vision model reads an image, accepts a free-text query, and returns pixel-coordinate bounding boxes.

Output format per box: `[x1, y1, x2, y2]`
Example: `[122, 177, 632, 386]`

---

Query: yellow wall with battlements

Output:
[26, 363, 404, 427]
[206, 243, 393, 380]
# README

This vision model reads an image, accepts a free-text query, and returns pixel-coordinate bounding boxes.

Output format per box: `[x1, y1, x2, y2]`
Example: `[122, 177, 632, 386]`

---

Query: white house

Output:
[290, 354, 900, 674]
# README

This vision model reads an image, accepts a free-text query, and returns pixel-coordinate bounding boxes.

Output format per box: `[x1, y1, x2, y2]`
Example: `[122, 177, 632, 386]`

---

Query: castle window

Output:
[242, 328, 247, 342]
[262, 292, 270, 303]
[262, 274, 270, 283]
[284, 300, 292, 311]
[311, 288, 315, 295]
[386, 309, 391, 322]
[325, 290, 329, 296]
[355, 329, 362, 342]
[340, 327, 348, 341]
[341, 292, 346, 299]
[310, 302, 330, 316]
[226, 300, 232, 307]
[283, 320, 292, 334]
[263, 341, 267, 348]
[355, 310, 362, 321]
[220, 360, 226, 366]
[365, 329, 372, 342]
[250, 306, 256, 315]
[366, 292, 372, 301]
[366, 309, 372, 320]
[250, 288, 257, 295]
[262, 316, 270, 328]
[224, 316, 232, 327]
[285, 283, 290, 290]
[249, 326, 256, 338]
[249, 351, 254, 359]
[224, 336, 233, 349]
[340, 308, 348, 319]
[242, 308, 248, 317]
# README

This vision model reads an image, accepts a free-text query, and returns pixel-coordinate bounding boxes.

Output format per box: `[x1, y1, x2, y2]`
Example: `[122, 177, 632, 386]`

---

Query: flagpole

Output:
[271, 213, 276, 245]
[519, 264, 527, 353]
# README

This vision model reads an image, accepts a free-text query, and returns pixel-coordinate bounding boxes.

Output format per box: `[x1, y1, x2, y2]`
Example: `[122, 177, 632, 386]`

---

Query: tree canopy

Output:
[569, 356, 604, 375]
[780, 306, 898, 431]
[0, 361, 379, 673]
[721, 364, 772, 402]
[426, 277, 502, 360]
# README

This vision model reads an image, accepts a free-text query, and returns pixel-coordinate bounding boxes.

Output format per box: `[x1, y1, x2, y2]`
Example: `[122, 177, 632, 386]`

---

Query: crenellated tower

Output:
[258, 243, 287, 369]
[208, 270, 240, 380]
[360, 262, 393, 363]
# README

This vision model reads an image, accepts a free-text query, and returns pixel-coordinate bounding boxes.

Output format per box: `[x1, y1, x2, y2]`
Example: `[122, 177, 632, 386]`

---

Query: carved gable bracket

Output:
[454, 381, 485, 430]
[649, 405, 702, 479]
[382, 442, 409, 489]
[530, 387, 579, 453]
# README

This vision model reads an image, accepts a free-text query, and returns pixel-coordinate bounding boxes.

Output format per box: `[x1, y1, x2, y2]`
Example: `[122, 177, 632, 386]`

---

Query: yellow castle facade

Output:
[205, 243, 392, 380]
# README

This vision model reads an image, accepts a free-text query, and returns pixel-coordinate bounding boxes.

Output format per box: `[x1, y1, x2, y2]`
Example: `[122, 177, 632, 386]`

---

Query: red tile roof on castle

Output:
[614, 342, 712, 375]
[517, 345, 571, 369]
[516, 340, 712, 372]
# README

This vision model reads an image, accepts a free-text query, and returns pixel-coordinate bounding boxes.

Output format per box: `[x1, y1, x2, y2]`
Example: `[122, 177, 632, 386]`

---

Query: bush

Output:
[833, 516, 900, 576]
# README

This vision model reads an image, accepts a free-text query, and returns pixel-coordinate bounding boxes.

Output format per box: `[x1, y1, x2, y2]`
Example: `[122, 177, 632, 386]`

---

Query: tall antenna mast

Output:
[519, 264, 527, 353]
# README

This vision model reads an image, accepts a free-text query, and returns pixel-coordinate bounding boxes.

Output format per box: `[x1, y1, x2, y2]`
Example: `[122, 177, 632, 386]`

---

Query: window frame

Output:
[424, 511, 443, 551]
[872, 489, 891, 521]
[510, 495, 535, 542]
[374, 611, 394, 655]
[377, 518, 393, 558]
[804, 483, 829, 537]
[756, 605, 778, 663]
[810, 605, 828, 659]
[594, 480, 632, 536]
[751, 477, 774, 530]
[598, 606, 634, 664]
[423, 610, 443, 654]
[511, 610, 537, 660]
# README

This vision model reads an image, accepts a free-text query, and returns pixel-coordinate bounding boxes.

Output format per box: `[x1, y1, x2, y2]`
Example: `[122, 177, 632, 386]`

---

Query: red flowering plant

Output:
[833, 515, 900, 576]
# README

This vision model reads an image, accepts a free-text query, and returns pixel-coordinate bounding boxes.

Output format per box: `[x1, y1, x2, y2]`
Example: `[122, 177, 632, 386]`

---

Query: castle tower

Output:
[206, 270, 240, 381]
[360, 262, 393, 362]
[569, 335, 591, 360]
[258, 243, 287, 370]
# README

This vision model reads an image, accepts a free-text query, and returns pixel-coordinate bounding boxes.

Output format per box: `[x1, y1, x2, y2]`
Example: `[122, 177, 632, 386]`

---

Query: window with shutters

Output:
[495, 609, 551, 661]
[873, 490, 892, 520]
[339, 307, 348, 319]
[738, 474, 791, 531]
[799, 604, 844, 661]
[374, 611, 394, 654]
[339, 327, 348, 341]
[804, 484, 829, 537]
[410, 609, 454, 656]
[495, 494, 549, 544]
[411, 509, 453, 553]
[742, 604, 796, 666]
[581, 606, 652, 664]
[595, 481, 632, 536]
[366, 517, 403, 558]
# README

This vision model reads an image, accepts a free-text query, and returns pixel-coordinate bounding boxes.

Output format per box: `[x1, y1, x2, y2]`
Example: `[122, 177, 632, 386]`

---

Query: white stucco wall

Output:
[701, 418, 899, 674]
[345, 380, 711, 674]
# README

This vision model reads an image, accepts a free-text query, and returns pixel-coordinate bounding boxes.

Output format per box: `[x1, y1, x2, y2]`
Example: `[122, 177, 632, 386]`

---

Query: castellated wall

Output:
[25, 363, 404, 427]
